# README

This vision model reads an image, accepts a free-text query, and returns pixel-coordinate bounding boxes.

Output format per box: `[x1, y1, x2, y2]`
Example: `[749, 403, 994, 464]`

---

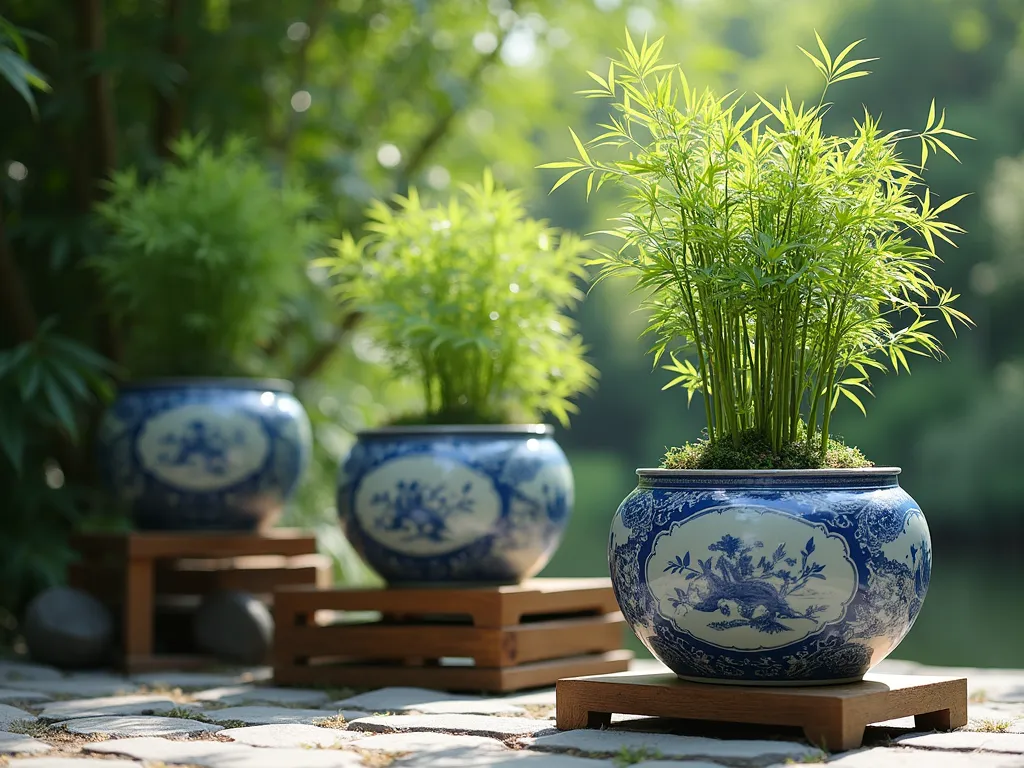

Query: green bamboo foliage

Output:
[319, 171, 596, 426]
[543, 33, 972, 463]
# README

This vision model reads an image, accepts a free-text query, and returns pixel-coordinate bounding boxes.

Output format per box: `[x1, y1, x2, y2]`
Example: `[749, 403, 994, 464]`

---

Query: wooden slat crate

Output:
[69, 530, 331, 673]
[273, 578, 634, 693]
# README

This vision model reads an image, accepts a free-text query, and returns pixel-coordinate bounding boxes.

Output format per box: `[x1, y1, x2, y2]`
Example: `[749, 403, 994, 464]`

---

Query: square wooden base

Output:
[555, 672, 968, 752]
[69, 530, 330, 673]
[274, 578, 634, 693]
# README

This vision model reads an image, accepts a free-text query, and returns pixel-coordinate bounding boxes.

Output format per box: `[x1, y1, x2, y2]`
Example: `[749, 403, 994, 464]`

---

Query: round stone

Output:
[23, 587, 113, 669]
[193, 590, 273, 665]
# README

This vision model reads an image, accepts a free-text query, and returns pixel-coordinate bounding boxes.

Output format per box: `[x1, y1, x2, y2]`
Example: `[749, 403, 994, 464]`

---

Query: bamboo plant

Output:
[543, 33, 972, 468]
[319, 171, 596, 426]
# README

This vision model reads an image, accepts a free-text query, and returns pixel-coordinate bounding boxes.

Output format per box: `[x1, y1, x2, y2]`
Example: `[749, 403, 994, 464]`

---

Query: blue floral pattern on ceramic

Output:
[609, 469, 930, 685]
[337, 425, 573, 584]
[97, 379, 312, 531]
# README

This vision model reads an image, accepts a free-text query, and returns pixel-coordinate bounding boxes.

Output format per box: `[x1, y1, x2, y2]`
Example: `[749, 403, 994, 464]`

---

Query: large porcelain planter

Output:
[337, 425, 573, 584]
[98, 378, 312, 531]
[610, 468, 931, 685]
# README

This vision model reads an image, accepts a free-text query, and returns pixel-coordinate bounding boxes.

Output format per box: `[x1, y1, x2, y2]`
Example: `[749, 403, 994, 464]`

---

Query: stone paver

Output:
[130, 669, 272, 689]
[0, 703, 37, 729]
[58, 715, 224, 738]
[351, 732, 511, 753]
[330, 687, 525, 716]
[8, 760, 141, 768]
[0, 661, 63, 682]
[219, 723, 364, 748]
[393, 746, 613, 767]
[6, 676, 137, 698]
[527, 729, 824, 765]
[0, 688, 52, 703]
[827, 746, 1023, 766]
[0, 729, 54, 754]
[38, 694, 180, 722]
[631, 763, 742, 768]
[194, 685, 330, 707]
[87, 736, 364, 767]
[202, 705, 357, 726]
[895, 730, 1024, 753]
[349, 713, 556, 739]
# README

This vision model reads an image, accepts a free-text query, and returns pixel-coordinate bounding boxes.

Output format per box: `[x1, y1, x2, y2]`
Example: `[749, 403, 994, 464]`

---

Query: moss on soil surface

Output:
[663, 428, 872, 470]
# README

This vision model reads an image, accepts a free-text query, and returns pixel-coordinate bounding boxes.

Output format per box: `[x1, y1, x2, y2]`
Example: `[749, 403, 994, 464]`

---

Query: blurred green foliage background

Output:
[1, 0, 1022, 667]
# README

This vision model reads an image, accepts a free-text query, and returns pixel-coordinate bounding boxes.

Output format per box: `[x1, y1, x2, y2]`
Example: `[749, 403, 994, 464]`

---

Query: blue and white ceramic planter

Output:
[97, 378, 312, 531]
[337, 425, 573, 584]
[610, 468, 931, 685]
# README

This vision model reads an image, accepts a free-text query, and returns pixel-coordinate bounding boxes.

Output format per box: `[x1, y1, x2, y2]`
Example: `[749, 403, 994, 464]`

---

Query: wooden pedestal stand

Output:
[69, 530, 330, 673]
[274, 578, 633, 692]
[556, 671, 968, 752]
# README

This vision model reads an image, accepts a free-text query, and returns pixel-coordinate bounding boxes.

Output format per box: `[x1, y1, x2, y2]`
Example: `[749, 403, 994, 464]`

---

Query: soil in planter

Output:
[663, 426, 872, 470]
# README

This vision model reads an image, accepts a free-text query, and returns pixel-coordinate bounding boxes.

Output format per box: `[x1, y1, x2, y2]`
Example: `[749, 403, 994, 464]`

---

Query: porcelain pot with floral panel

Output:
[98, 378, 312, 531]
[337, 425, 573, 584]
[609, 468, 930, 685]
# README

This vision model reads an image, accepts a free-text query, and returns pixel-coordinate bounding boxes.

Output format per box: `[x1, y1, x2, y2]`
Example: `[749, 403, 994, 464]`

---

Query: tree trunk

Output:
[155, 0, 185, 158]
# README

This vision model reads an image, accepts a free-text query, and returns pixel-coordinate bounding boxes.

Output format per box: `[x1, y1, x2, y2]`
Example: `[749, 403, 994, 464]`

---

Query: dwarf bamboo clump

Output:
[543, 33, 972, 468]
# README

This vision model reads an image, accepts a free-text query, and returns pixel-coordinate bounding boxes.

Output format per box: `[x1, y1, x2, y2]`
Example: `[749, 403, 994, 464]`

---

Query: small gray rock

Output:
[193, 591, 273, 666]
[23, 587, 113, 670]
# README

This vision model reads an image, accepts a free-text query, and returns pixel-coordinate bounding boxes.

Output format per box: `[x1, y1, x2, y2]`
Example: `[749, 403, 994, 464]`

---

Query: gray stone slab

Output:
[8, 759, 141, 768]
[203, 705, 357, 726]
[393, 746, 613, 767]
[219, 723, 364, 748]
[330, 687, 466, 711]
[348, 713, 556, 739]
[632, 763, 739, 768]
[0, 688, 51, 703]
[59, 714, 224, 738]
[0, 660, 63, 682]
[130, 668, 272, 689]
[0, 703, 37, 729]
[332, 690, 528, 716]
[38, 694, 179, 722]
[194, 685, 330, 707]
[827, 746, 1022, 766]
[0, 730, 53, 755]
[350, 732, 510, 753]
[498, 691, 556, 707]
[527, 729, 823, 764]
[87, 736, 364, 767]
[895, 731, 1024, 753]
[6, 675, 137, 698]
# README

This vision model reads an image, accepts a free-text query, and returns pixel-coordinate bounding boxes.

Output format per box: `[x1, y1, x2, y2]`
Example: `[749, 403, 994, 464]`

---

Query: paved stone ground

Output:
[0, 657, 1023, 767]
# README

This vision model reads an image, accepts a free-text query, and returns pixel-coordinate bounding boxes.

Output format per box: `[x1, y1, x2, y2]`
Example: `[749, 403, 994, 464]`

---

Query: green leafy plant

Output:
[318, 171, 596, 425]
[0, 320, 115, 622]
[91, 134, 322, 378]
[543, 32, 972, 468]
[0, 15, 49, 117]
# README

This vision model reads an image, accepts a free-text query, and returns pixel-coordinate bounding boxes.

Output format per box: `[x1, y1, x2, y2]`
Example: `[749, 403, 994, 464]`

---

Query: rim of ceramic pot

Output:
[637, 467, 900, 478]
[118, 377, 295, 394]
[357, 424, 553, 437]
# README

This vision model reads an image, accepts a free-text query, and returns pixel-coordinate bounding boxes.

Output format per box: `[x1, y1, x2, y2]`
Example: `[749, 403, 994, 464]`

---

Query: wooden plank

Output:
[273, 578, 617, 628]
[124, 558, 155, 662]
[274, 651, 634, 693]
[126, 529, 317, 559]
[505, 613, 625, 664]
[155, 555, 328, 596]
[554, 673, 968, 752]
